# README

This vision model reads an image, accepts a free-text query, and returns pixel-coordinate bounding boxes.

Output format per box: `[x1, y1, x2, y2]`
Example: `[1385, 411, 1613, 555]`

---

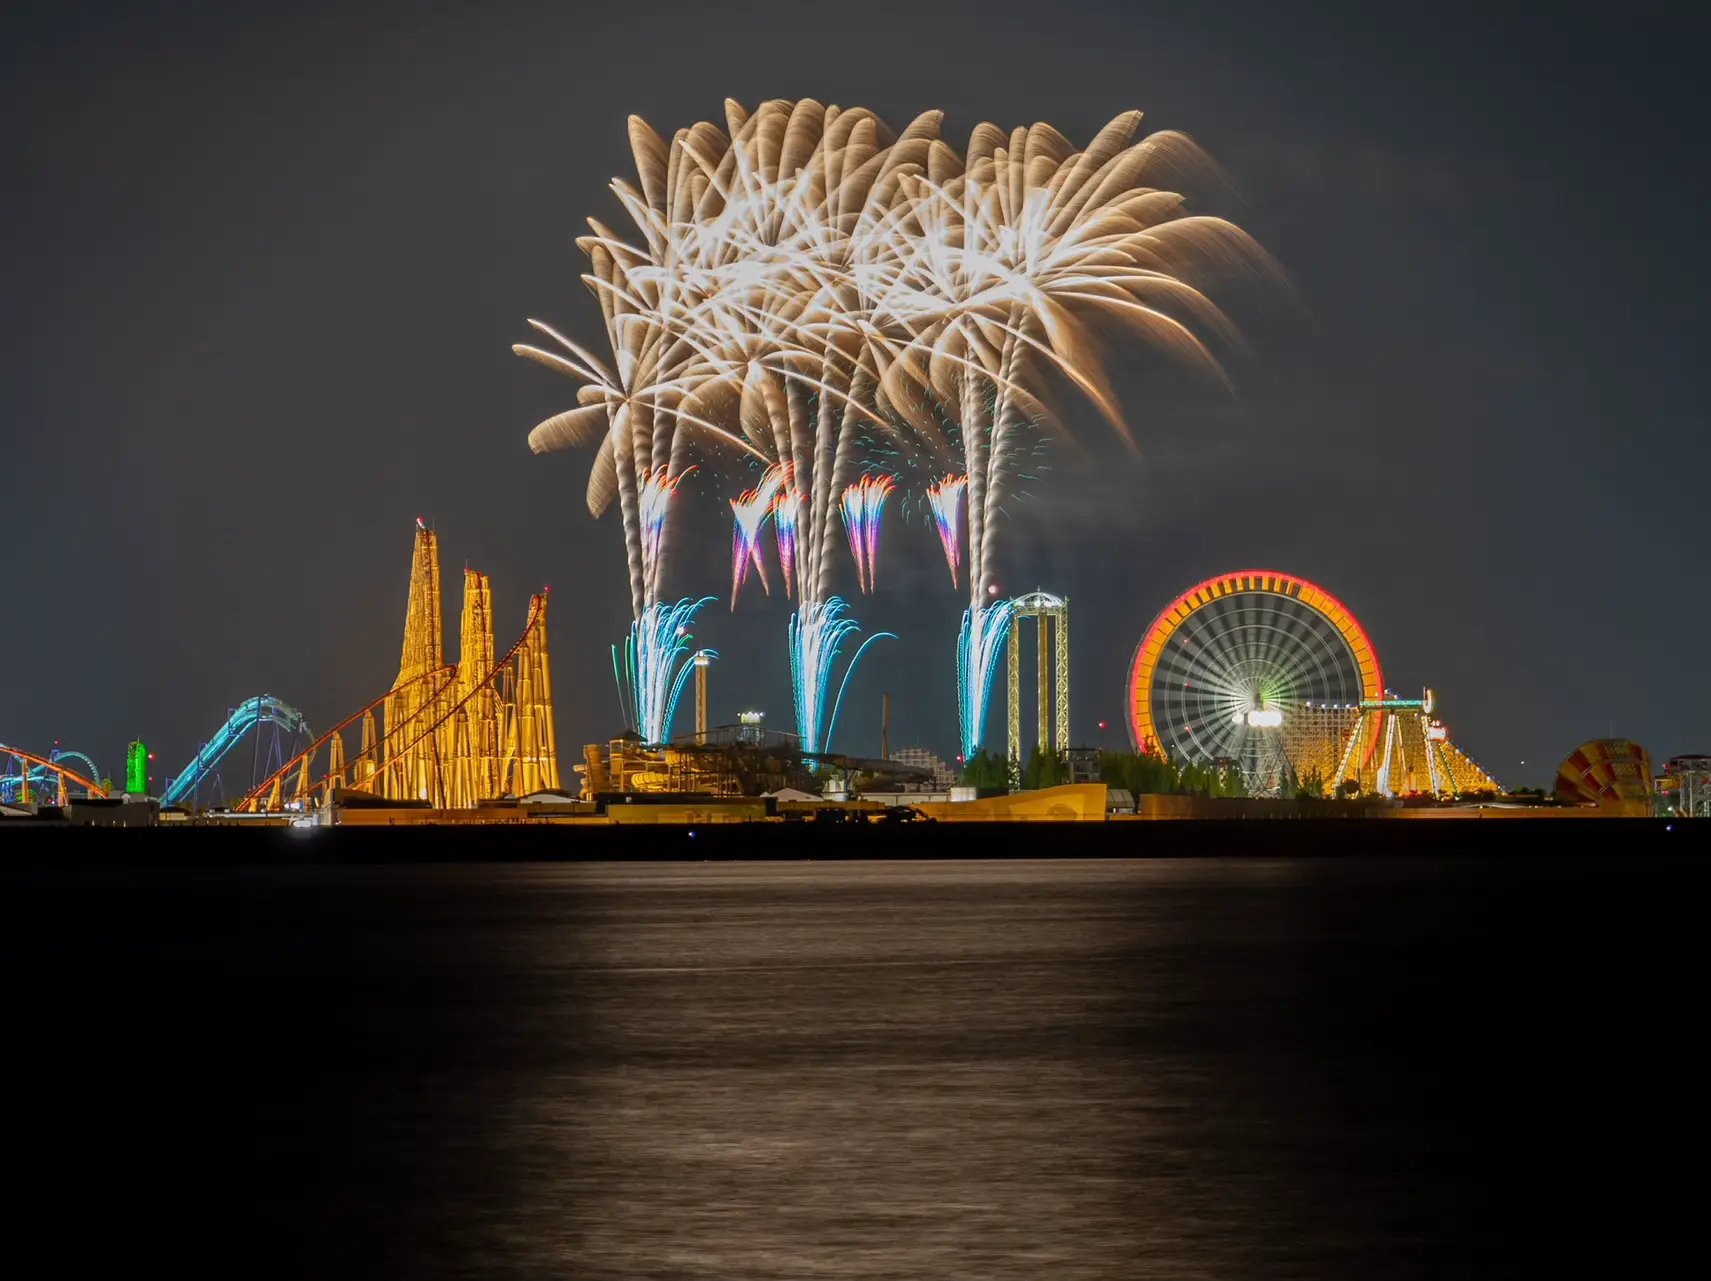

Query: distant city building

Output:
[889, 746, 957, 790]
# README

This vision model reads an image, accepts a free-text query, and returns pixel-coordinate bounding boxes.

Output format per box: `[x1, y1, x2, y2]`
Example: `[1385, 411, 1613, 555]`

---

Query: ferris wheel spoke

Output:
[1239, 601, 1273, 683]
[1261, 611, 1333, 702]
[1180, 609, 1255, 704]
[1156, 642, 1243, 704]
[1279, 607, 1339, 701]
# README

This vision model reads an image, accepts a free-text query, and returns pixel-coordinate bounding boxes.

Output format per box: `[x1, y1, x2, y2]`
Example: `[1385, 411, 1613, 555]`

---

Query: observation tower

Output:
[1126, 570, 1498, 797]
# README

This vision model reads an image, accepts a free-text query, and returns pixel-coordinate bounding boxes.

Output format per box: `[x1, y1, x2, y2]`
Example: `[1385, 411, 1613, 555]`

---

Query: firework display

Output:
[772, 481, 803, 599]
[729, 463, 787, 608]
[789, 598, 895, 754]
[639, 466, 693, 606]
[925, 474, 967, 586]
[729, 491, 771, 606]
[618, 597, 717, 746]
[519, 99, 1264, 749]
[956, 600, 1017, 761]
[839, 474, 895, 595]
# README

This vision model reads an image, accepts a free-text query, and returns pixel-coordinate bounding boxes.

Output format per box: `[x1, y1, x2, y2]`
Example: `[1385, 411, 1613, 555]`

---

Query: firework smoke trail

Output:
[789, 597, 894, 754]
[956, 599, 1017, 760]
[839, 474, 895, 594]
[925, 474, 967, 586]
[618, 597, 717, 744]
[773, 483, 802, 598]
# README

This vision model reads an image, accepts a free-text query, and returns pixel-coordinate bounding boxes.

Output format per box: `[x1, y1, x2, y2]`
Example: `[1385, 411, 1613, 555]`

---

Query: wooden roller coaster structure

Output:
[237, 520, 558, 812]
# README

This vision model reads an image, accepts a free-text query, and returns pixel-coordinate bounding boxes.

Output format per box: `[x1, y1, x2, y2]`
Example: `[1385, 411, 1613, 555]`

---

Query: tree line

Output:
[961, 747, 1333, 799]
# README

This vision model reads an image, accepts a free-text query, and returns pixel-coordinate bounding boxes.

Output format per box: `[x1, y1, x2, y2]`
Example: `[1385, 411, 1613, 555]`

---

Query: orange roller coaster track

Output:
[235, 521, 558, 813]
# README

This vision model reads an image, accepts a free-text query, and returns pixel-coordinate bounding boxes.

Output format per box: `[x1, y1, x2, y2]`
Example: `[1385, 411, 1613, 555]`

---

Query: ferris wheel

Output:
[1127, 571, 1384, 787]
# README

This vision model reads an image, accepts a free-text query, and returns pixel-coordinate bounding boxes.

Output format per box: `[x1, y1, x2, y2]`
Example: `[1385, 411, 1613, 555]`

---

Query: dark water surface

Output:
[6, 852, 1707, 1277]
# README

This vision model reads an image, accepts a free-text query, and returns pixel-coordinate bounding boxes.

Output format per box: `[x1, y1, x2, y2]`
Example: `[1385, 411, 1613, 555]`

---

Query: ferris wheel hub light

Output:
[1246, 708, 1284, 728]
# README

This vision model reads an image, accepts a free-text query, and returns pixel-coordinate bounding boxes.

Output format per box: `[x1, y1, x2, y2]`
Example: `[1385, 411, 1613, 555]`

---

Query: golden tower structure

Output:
[1006, 592, 1070, 782]
[383, 519, 448, 802]
[441, 569, 501, 807]
[501, 593, 559, 798]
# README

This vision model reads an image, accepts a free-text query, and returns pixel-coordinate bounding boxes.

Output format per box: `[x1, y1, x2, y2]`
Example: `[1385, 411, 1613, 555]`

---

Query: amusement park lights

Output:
[519, 99, 1269, 754]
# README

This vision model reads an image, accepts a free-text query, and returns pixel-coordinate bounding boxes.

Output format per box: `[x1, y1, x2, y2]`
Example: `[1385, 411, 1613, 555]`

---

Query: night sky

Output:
[4, 1, 1704, 790]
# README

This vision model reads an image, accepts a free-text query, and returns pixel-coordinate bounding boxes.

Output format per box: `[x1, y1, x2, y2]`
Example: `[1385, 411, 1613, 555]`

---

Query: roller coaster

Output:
[4, 523, 557, 817]
[0, 744, 107, 805]
[161, 696, 313, 809]
[3, 700, 312, 811]
[233, 520, 558, 813]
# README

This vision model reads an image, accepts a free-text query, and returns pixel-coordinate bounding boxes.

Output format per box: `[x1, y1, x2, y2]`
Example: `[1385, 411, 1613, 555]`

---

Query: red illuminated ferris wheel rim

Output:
[1126, 570, 1384, 754]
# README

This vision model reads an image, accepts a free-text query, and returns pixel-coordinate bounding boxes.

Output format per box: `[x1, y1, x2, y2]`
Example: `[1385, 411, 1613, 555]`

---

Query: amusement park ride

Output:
[0, 743, 107, 806]
[13, 547, 1685, 819]
[1006, 592, 1070, 786]
[1125, 571, 1502, 798]
[160, 697, 312, 809]
[228, 520, 559, 813]
[3, 524, 560, 817]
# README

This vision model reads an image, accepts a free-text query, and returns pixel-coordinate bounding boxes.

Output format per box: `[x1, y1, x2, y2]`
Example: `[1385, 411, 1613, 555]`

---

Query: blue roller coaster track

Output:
[162, 696, 311, 808]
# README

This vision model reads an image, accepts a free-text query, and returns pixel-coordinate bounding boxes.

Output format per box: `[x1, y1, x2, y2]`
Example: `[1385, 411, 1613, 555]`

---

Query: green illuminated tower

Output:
[126, 740, 148, 796]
